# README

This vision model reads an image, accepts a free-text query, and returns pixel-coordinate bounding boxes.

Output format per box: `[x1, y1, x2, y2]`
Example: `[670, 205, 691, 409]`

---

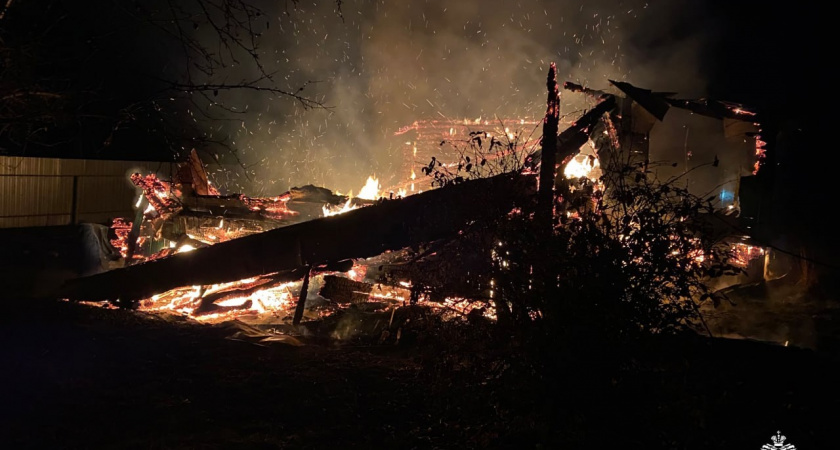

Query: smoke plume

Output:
[199, 0, 725, 195]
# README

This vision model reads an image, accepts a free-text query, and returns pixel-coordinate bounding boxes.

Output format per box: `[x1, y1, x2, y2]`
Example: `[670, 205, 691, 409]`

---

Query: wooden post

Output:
[537, 63, 561, 234]
[292, 265, 312, 325]
[124, 195, 148, 266]
[70, 176, 79, 225]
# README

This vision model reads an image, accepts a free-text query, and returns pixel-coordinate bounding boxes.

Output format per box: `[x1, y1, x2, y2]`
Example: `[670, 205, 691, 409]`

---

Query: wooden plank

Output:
[60, 172, 535, 303]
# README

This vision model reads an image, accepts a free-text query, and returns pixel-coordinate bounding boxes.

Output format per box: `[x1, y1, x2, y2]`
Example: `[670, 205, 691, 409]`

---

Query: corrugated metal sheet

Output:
[0, 156, 62, 176]
[76, 176, 138, 215]
[1, 156, 175, 176]
[0, 156, 176, 229]
[63, 159, 174, 177]
[0, 214, 71, 228]
[0, 176, 73, 216]
[76, 211, 125, 225]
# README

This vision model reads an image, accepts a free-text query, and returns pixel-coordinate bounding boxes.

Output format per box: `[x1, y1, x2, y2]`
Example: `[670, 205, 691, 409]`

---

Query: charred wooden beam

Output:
[124, 196, 148, 266]
[525, 95, 617, 171]
[177, 184, 360, 223]
[60, 172, 535, 303]
[292, 265, 312, 325]
[664, 97, 759, 122]
[563, 81, 610, 99]
[314, 259, 355, 273]
[607, 80, 671, 121]
[604, 79, 758, 122]
[536, 62, 561, 234]
[175, 149, 216, 196]
[319, 275, 374, 304]
[557, 95, 616, 159]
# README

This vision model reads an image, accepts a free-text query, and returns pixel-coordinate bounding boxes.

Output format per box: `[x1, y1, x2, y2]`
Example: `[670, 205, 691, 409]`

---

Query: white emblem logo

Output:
[761, 431, 796, 450]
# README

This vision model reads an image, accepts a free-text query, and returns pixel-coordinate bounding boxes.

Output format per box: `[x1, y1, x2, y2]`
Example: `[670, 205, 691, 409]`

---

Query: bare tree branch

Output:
[1, 0, 339, 162]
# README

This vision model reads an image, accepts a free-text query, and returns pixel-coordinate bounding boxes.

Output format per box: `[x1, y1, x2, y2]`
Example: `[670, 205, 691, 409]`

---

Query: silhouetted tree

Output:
[0, 0, 338, 161]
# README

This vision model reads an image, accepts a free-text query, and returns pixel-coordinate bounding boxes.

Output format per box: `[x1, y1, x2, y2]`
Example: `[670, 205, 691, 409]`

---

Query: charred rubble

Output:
[60, 67, 784, 344]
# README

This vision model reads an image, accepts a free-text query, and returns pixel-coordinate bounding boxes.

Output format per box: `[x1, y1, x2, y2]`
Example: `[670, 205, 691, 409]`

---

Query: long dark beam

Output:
[536, 62, 561, 235]
[60, 172, 536, 303]
[525, 95, 617, 170]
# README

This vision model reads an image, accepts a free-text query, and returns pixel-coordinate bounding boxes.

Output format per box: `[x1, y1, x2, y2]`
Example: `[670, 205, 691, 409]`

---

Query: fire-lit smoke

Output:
[195, 0, 721, 196]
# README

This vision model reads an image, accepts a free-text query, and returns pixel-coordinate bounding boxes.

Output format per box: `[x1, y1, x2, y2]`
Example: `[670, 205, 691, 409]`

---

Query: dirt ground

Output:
[1, 299, 837, 449]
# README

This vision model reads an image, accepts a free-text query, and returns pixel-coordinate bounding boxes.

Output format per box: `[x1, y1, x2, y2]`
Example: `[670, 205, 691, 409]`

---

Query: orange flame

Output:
[322, 198, 359, 217]
[357, 175, 380, 200]
[563, 154, 601, 180]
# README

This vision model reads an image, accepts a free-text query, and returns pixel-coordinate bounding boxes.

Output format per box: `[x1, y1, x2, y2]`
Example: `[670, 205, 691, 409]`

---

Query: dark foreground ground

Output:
[2, 299, 837, 449]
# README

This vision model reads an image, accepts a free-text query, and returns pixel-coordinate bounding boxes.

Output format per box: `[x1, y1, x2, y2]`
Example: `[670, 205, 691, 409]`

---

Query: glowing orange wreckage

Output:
[65, 79, 767, 328]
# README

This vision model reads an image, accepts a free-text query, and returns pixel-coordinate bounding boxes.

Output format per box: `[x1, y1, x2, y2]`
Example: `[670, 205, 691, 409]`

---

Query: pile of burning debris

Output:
[89, 144, 511, 329]
[110, 149, 375, 264]
[62, 74, 769, 336]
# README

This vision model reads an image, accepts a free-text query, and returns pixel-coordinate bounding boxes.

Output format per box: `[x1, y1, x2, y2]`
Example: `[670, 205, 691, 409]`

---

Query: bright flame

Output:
[357, 176, 380, 200]
[177, 244, 197, 253]
[563, 154, 601, 180]
[321, 174, 387, 217]
[348, 262, 367, 282]
[322, 198, 358, 217]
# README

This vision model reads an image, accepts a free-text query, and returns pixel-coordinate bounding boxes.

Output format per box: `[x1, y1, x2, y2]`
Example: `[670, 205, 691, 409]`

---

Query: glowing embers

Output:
[238, 193, 295, 220]
[730, 242, 765, 267]
[752, 130, 767, 175]
[109, 217, 136, 259]
[130, 172, 181, 219]
[138, 274, 299, 323]
[134, 271, 497, 325]
[423, 297, 497, 321]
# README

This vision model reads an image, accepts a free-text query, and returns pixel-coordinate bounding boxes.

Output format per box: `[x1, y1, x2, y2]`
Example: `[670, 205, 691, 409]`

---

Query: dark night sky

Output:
[2, 1, 827, 194]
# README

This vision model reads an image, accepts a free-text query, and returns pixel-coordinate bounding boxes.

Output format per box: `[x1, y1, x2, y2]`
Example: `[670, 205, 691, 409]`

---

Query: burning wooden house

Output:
[391, 117, 542, 195]
[62, 70, 772, 333]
